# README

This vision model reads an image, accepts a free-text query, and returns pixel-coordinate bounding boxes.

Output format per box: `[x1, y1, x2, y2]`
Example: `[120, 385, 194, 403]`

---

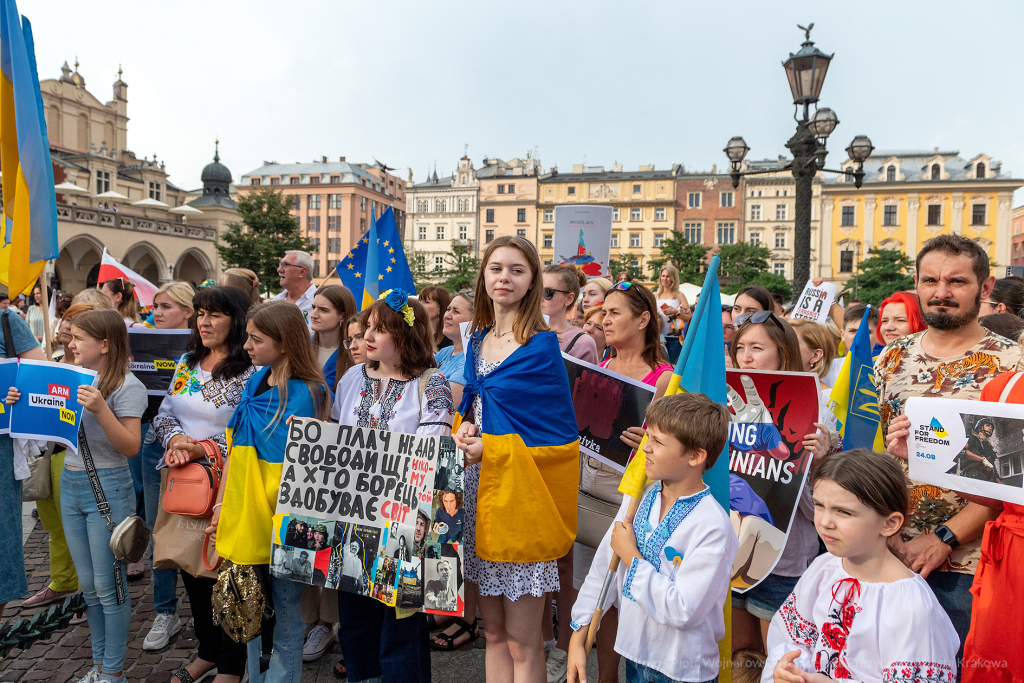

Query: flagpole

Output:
[584, 495, 640, 657]
[40, 269, 52, 361]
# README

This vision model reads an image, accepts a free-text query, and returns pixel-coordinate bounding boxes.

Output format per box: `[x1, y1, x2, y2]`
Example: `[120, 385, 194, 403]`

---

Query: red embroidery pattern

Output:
[814, 578, 863, 680]
[882, 661, 956, 683]
[778, 592, 817, 647]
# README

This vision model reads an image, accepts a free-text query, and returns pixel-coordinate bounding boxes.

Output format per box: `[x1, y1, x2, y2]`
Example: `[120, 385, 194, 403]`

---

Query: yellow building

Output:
[820, 149, 1022, 283]
[537, 164, 676, 277]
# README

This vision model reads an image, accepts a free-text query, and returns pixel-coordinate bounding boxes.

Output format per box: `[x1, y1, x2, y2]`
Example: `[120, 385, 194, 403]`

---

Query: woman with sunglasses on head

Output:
[419, 285, 453, 351]
[542, 264, 598, 363]
[728, 310, 837, 653]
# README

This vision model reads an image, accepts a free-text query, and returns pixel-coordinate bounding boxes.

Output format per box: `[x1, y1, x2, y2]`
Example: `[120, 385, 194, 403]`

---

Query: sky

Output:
[25, 0, 1024, 203]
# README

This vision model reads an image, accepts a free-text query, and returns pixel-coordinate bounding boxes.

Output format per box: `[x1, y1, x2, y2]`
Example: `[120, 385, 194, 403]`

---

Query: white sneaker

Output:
[546, 646, 568, 683]
[143, 612, 182, 651]
[75, 667, 99, 683]
[302, 624, 337, 662]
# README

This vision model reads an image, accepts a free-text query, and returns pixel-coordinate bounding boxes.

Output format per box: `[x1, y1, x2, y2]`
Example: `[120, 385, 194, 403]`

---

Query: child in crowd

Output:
[567, 393, 738, 683]
[764, 449, 958, 683]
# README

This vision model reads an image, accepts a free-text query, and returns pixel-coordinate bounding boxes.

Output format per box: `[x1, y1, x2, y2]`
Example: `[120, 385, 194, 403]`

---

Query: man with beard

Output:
[881, 233, 1022, 672]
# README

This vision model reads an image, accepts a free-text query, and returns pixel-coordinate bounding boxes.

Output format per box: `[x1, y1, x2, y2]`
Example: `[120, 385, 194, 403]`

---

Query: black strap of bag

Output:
[254, 564, 276, 673]
[2, 309, 15, 359]
[564, 332, 585, 354]
[78, 423, 128, 605]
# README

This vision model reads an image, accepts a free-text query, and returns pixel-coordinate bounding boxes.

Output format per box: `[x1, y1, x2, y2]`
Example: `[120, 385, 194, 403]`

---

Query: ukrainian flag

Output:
[0, 4, 58, 295]
[829, 305, 885, 451]
[337, 206, 415, 309]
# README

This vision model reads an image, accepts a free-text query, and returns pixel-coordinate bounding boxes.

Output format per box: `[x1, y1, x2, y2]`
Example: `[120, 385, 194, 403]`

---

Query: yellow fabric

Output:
[0, 167, 43, 295]
[216, 429, 283, 565]
[828, 353, 885, 452]
[618, 431, 652, 499]
[36, 448, 78, 592]
[474, 432, 578, 563]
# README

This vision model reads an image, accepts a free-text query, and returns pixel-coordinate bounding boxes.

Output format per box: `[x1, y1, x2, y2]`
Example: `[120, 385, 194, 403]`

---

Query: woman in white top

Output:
[25, 284, 47, 342]
[154, 286, 254, 683]
[332, 289, 455, 683]
[653, 265, 690, 365]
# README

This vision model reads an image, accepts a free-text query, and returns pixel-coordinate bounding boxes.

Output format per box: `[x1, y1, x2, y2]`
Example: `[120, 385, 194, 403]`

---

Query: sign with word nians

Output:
[0, 359, 17, 434]
[906, 397, 1024, 505]
[791, 280, 839, 324]
[553, 205, 613, 278]
[9, 360, 98, 450]
[271, 420, 465, 615]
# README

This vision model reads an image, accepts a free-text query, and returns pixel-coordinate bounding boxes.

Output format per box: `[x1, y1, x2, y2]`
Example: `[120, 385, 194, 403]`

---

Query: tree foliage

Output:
[440, 244, 480, 292]
[610, 253, 642, 281]
[846, 247, 915, 305]
[647, 230, 710, 285]
[716, 242, 793, 300]
[215, 188, 313, 295]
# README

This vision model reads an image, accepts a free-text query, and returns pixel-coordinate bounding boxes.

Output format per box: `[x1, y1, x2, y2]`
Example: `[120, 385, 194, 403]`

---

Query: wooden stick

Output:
[584, 494, 641, 657]
[40, 269, 53, 361]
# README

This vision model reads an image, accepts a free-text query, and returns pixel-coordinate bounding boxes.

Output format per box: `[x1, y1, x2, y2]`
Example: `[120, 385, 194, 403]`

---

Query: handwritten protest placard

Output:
[270, 419, 464, 614]
[791, 280, 839, 323]
[9, 360, 98, 450]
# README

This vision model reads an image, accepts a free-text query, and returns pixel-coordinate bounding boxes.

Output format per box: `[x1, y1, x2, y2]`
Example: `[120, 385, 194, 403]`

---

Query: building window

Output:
[717, 222, 736, 244]
[331, 175, 340, 183]
[291, 195, 301, 211]
[565, 187, 575, 196]
[750, 204, 761, 221]
[1000, 455, 1023, 479]
[309, 195, 321, 210]
[841, 206, 855, 226]
[310, 237, 320, 253]
[518, 208, 526, 222]
[630, 259, 639, 270]
[517, 229, 526, 238]
[329, 216, 341, 231]
[683, 222, 702, 244]
[270, 177, 279, 185]
[148, 182, 161, 201]
[612, 208, 619, 222]
[977, 163, 986, 179]
[328, 238, 341, 253]
[927, 204, 942, 225]
[654, 233, 665, 248]
[774, 232, 786, 249]
[749, 232, 761, 246]
[434, 256, 445, 272]
[688, 192, 701, 208]
[95, 171, 111, 194]
[543, 234, 553, 248]
[313, 261, 321, 278]
[931, 164, 940, 180]
[310, 176, 320, 185]
[633, 184, 641, 193]
[329, 194, 342, 209]
[773, 262, 786, 276]
[610, 233, 619, 248]
[630, 207, 641, 221]
[362, 197, 368, 211]
[360, 217, 366, 231]
[883, 205, 898, 226]
[775, 204, 787, 221]
[507, 184, 514, 193]
[543, 209, 553, 223]
[973, 204, 987, 225]
[418, 225, 427, 240]
[458, 225, 468, 240]
[436, 226, 445, 240]
[629, 233, 641, 248]
[486, 209, 495, 223]
[886, 165, 896, 182]
[290, 177, 299, 185]
[307, 216, 320, 232]
[721, 192, 733, 208]
[839, 250, 854, 273]
[498, 185, 505, 194]
[485, 230, 494, 243]
[654, 207, 666, 221]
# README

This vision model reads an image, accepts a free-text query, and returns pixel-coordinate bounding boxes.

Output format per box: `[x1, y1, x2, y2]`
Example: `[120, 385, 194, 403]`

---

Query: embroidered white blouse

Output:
[761, 553, 959, 683]
[330, 364, 455, 436]
[571, 482, 738, 683]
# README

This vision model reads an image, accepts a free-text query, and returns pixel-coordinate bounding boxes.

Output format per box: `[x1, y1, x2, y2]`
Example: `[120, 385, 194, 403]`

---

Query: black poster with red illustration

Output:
[726, 368, 821, 593]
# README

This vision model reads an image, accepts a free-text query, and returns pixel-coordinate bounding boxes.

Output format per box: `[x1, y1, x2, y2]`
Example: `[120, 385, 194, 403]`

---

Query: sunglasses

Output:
[543, 287, 571, 300]
[734, 310, 785, 331]
[610, 282, 634, 293]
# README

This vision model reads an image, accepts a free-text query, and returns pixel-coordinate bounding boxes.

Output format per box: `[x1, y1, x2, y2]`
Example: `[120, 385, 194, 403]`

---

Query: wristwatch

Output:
[934, 525, 960, 550]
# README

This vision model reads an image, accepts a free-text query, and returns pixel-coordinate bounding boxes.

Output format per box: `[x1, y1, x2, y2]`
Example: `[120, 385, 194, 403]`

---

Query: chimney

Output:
[573, 164, 584, 173]
[711, 163, 717, 174]
[339, 156, 346, 162]
[322, 156, 328, 163]
[612, 163, 623, 173]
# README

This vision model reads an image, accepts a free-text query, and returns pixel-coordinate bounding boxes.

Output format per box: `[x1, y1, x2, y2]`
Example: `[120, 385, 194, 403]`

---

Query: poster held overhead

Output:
[791, 280, 839, 323]
[553, 205, 613, 278]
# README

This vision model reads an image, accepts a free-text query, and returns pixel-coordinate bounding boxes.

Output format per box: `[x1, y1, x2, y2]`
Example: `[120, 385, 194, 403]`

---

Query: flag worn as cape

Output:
[216, 367, 324, 565]
[459, 330, 579, 563]
[828, 305, 884, 451]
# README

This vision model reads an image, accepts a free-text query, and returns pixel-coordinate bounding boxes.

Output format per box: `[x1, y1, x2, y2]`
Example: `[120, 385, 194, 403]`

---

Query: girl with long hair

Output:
[435, 289, 475, 410]
[332, 291, 455, 683]
[9, 309, 147, 681]
[209, 301, 331, 683]
[789, 319, 838, 389]
[453, 236, 578, 683]
[419, 285, 453, 351]
[653, 264, 690, 364]
[310, 285, 357, 390]
[102, 277, 143, 326]
[542, 264, 598, 363]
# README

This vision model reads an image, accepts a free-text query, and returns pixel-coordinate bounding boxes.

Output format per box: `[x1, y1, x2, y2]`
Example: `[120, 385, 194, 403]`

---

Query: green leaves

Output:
[717, 242, 792, 300]
[848, 247, 915, 306]
[648, 230, 710, 285]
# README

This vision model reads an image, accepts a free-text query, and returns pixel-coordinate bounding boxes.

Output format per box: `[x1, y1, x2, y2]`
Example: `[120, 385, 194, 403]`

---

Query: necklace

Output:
[493, 326, 513, 339]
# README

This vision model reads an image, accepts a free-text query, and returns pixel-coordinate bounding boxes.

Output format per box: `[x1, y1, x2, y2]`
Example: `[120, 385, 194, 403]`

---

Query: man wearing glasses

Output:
[274, 250, 318, 327]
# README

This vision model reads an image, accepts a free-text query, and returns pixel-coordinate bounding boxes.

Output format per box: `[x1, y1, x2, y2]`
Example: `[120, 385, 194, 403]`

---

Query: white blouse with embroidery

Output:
[762, 553, 959, 683]
[330, 364, 455, 436]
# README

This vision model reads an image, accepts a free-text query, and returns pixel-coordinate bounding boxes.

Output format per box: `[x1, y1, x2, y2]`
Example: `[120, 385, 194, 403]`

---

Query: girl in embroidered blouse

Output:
[766, 449, 958, 683]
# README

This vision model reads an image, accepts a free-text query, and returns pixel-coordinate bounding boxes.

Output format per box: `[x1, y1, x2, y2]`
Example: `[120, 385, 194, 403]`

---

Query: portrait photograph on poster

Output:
[424, 551, 461, 614]
[383, 520, 416, 563]
[429, 490, 464, 545]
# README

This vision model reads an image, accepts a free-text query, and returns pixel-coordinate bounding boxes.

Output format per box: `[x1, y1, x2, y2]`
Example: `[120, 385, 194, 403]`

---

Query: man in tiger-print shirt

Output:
[882, 234, 1022, 671]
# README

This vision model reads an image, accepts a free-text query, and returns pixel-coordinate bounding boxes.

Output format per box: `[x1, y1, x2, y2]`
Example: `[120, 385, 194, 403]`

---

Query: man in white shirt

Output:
[274, 250, 317, 326]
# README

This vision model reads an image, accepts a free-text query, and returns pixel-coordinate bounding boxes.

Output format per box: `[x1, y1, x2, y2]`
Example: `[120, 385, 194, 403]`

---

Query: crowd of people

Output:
[0, 232, 1021, 683]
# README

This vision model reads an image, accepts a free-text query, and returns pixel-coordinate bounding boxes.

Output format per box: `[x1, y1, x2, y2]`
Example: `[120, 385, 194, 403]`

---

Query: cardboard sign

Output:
[727, 368, 821, 593]
[553, 205, 613, 278]
[0, 359, 18, 434]
[906, 397, 1024, 505]
[791, 280, 839, 323]
[9, 360, 98, 451]
[270, 419, 465, 614]
[562, 353, 656, 471]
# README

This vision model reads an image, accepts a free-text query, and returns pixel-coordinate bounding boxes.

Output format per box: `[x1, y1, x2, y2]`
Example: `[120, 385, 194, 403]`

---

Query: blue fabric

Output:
[626, 658, 717, 683]
[126, 439, 145, 519]
[459, 329, 577, 446]
[631, 484, 710, 566]
[246, 576, 305, 683]
[0, 435, 26, 603]
[336, 207, 415, 309]
[926, 570, 973, 675]
[729, 474, 774, 525]
[336, 589, 431, 683]
[844, 305, 882, 450]
[322, 348, 339, 389]
[435, 346, 467, 386]
[140, 424, 178, 614]
[230, 367, 324, 465]
[61, 465, 135, 673]
[665, 336, 681, 365]
[0, 308, 40, 356]
[731, 572, 800, 619]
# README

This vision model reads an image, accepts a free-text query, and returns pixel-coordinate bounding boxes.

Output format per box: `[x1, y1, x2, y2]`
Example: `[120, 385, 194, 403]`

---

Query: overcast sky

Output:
[26, 0, 1024, 203]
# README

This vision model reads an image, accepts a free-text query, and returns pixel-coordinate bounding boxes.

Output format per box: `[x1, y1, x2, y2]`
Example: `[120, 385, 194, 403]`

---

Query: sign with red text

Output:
[791, 280, 839, 323]
[271, 419, 464, 614]
[8, 359, 98, 451]
[553, 205, 613, 278]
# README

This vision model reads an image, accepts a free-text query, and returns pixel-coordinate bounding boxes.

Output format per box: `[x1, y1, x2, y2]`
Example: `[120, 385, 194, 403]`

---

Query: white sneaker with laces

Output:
[75, 667, 99, 683]
[143, 612, 182, 651]
[302, 624, 337, 662]
[546, 646, 569, 683]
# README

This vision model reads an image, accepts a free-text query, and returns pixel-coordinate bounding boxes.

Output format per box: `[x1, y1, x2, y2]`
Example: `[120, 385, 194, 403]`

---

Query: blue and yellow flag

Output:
[0, 5, 58, 295]
[828, 305, 885, 451]
[337, 206, 415, 310]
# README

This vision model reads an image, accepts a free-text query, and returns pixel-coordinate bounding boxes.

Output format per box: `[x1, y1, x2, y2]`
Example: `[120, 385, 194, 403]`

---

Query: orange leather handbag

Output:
[163, 439, 223, 518]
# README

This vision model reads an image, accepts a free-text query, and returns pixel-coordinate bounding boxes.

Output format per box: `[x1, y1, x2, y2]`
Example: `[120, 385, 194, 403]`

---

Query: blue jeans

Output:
[0, 436, 27, 604]
[626, 659, 718, 683]
[665, 336, 682, 365]
[140, 424, 178, 614]
[926, 570, 973, 677]
[126, 439, 145, 521]
[336, 589, 431, 683]
[61, 465, 135, 673]
[246, 576, 305, 683]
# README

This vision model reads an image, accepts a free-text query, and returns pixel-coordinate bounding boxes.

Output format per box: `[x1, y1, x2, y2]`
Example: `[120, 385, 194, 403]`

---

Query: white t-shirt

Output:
[655, 297, 680, 336]
[274, 282, 318, 328]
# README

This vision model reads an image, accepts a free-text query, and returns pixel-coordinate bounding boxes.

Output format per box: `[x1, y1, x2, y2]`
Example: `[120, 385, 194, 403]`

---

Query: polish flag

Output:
[98, 248, 158, 307]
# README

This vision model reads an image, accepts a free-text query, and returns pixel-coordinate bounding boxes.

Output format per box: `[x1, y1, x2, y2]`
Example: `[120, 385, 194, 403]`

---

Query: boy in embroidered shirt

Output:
[567, 393, 739, 683]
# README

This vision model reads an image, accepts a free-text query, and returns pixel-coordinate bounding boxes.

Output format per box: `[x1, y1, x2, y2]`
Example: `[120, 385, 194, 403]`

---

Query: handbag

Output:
[213, 562, 277, 673]
[152, 467, 222, 578]
[163, 439, 223, 517]
[575, 455, 621, 549]
[21, 445, 53, 502]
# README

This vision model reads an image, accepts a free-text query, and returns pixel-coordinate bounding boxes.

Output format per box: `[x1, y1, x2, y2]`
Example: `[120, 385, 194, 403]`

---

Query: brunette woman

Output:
[344, 313, 368, 365]
[542, 264, 598, 363]
[419, 285, 453, 351]
[310, 284, 358, 389]
[102, 277, 144, 327]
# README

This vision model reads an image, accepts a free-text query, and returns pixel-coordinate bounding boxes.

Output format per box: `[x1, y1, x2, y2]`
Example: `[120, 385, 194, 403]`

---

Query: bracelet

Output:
[212, 503, 222, 511]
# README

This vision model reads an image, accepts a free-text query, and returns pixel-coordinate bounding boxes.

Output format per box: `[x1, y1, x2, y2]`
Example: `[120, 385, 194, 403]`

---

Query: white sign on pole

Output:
[791, 280, 839, 323]
[552, 205, 613, 278]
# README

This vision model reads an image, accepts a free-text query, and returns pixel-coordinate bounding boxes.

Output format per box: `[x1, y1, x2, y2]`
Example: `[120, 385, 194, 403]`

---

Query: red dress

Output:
[963, 371, 1024, 683]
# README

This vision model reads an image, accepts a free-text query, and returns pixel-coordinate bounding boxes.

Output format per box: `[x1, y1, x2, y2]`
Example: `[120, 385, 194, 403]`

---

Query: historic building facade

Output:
[1010, 204, 1024, 267]
[477, 155, 542, 250]
[673, 172, 745, 256]
[404, 156, 479, 277]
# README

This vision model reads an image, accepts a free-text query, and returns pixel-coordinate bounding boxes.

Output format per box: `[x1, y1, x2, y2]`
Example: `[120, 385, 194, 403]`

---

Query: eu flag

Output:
[336, 206, 415, 309]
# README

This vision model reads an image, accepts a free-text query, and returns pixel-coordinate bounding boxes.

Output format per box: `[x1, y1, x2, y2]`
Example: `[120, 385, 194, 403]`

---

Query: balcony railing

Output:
[56, 203, 216, 241]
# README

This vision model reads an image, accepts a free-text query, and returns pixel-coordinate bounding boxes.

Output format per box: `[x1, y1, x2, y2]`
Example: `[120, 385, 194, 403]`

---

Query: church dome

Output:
[201, 141, 232, 184]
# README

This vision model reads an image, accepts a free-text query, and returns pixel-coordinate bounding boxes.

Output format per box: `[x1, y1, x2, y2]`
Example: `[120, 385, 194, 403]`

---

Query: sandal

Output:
[430, 618, 478, 651]
[332, 659, 347, 679]
[171, 665, 218, 683]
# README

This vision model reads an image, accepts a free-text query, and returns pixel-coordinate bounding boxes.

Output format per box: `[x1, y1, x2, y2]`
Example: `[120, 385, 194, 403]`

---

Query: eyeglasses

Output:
[344, 333, 364, 347]
[278, 261, 302, 270]
[610, 282, 634, 293]
[543, 287, 571, 300]
[734, 310, 785, 331]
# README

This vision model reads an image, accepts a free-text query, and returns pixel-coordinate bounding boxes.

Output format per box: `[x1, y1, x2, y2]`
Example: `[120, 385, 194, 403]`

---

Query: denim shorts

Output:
[732, 573, 800, 621]
[625, 659, 718, 683]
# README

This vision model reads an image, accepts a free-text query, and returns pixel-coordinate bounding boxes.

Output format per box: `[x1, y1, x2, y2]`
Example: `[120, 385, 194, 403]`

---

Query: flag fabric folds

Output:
[336, 206, 415, 310]
[98, 247, 158, 308]
[828, 305, 885, 451]
[0, 2, 58, 295]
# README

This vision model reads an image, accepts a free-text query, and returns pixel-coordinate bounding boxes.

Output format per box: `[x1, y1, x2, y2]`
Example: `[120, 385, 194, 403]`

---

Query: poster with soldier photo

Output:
[424, 543, 462, 614]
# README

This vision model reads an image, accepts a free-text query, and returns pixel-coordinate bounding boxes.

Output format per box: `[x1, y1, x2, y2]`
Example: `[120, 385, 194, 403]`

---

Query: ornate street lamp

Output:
[725, 24, 873, 290]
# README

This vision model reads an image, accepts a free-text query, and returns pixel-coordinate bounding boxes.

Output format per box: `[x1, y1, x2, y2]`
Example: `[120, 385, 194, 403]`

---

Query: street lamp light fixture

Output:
[809, 107, 838, 139]
[783, 24, 833, 107]
[846, 134, 874, 162]
[724, 137, 750, 189]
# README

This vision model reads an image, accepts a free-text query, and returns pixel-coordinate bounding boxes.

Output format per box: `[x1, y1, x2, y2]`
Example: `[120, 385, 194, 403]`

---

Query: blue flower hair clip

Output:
[380, 288, 415, 327]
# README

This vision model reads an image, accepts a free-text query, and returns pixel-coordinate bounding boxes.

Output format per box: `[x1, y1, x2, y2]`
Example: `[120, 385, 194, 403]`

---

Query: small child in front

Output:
[764, 449, 958, 683]
[568, 393, 739, 683]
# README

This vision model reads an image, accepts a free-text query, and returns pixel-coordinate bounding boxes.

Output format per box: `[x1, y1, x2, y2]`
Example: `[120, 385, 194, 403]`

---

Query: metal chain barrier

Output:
[0, 594, 86, 658]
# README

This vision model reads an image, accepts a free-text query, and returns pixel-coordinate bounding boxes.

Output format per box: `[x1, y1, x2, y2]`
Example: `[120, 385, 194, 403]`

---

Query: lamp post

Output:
[725, 25, 873, 290]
